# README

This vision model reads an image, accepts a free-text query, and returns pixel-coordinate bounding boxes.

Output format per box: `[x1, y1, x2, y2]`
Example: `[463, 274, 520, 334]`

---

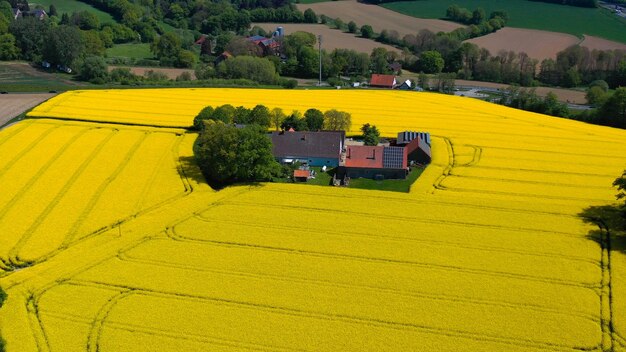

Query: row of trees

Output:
[528, 0, 597, 7]
[193, 104, 352, 132]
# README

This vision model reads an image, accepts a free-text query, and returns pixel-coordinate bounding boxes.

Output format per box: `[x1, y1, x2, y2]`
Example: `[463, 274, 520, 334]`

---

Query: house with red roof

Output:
[369, 74, 396, 89]
[338, 145, 408, 180]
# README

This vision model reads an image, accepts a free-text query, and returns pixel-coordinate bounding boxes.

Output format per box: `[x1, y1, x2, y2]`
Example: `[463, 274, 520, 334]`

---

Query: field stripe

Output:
[7, 129, 118, 265]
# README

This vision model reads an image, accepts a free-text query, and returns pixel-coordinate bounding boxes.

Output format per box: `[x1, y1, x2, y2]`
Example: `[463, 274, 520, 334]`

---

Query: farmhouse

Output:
[397, 131, 432, 164]
[271, 130, 345, 167]
[369, 74, 396, 89]
[338, 145, 408, 180]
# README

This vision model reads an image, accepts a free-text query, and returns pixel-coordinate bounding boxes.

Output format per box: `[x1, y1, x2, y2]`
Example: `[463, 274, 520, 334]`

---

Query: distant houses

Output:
[11, 8, 47, 20]
[271, 129, 431, 182]
[369, 74, 396, 89]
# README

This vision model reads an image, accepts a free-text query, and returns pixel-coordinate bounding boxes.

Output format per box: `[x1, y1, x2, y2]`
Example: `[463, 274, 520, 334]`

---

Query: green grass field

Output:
[106, 44, 153, 60]
[0, 62, 84, 92]
[30, 0, 115, 23]
[381, 0, 626, 43]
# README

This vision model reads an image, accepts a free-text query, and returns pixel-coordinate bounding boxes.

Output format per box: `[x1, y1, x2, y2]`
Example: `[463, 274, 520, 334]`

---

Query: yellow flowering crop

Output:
[0, 88, 625, 351]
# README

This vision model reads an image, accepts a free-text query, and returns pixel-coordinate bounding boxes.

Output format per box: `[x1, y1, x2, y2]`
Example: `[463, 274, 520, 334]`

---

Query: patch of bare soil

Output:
[465, 28, 580, 61]
[0, 93, 56, 127]
[252, 23, 399, 53]
[296, 0, 462, 37]
[108, 66, 196, 80]
[580, 35, 626, 51]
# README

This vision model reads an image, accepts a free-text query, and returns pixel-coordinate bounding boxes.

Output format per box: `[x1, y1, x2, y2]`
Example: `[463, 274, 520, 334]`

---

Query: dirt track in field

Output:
[296, 0, 462, 37]
[252, 23, 399, 53]
[465, 28, 581, 61]
[0, 93, 56, 127]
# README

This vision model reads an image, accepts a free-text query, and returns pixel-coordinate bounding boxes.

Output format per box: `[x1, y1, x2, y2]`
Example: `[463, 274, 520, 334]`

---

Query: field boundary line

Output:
[252, 187, 580, 218]
[87, 289, 134, 352]
[115, 249, 601, 323]
[61, 132, 149, 246]
[94, 287, 595, 351]
[133, 134, 181, 212]
[217, 201, 583, 237]
[182, 215, 599, 265]
[168, 228, 599, 290]
[7, 129, 118, 266]
[0, 124, 58, 179]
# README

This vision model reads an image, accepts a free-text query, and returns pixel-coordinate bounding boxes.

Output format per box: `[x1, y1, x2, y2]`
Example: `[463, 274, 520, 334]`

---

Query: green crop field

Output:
[106, 43, 153, 60]
[0, 62, 84, 92]
[30, 0, 115, 23]
[381, 0, 626, 43]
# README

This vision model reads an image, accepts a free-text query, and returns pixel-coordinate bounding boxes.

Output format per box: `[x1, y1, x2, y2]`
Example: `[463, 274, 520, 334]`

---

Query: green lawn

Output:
[30, 0, 115, 23]
[273, 165, 426, 193]
[348, 166, 425, 192]
[106, 44, 154, 60]
[381, 0, 626, 43]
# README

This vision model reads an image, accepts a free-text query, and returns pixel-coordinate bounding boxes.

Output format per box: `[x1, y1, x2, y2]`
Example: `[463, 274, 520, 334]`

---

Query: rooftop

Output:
[271, 131, 345, 160]
[344, 145, 384, 168]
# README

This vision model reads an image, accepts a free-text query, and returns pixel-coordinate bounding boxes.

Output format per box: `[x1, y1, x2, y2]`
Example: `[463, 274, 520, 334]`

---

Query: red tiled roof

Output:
[344, 146, 384, 168]
[294, 169, 310, 178]
[370, 74, 396, 88]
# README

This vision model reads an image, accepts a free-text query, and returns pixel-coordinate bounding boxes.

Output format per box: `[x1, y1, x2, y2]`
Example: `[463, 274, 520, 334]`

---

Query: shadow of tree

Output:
[178, 155, 209, 186]
[579, 203, 626, 253]
[178, 155, 264, 191]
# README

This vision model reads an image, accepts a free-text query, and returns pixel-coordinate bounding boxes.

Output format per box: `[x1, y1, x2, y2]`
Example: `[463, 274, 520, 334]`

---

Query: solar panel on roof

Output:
[383, 147, 404, 169]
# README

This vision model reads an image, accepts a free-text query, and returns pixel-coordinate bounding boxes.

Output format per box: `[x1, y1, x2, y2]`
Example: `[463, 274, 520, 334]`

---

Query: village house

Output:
[337, 145, 408, 180]
[397, 131, 432, 164]
[369, 74, 396, 89]
[270, 130, 345, 167]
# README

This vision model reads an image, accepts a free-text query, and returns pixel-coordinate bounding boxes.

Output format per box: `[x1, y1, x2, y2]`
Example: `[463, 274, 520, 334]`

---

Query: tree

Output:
[193, 106, 214, 130]
[347, 21, 357, 33]
[195, 121, 280, 187]
[211, 104, 236, 124]
[77, 56, 108, 83]
[0, 33, 19, 60]
[304, 108, 324, 131]
[225, 36, 262, 57]
[216, 56, 278, 84]
[418, 72, 430, 90]
[303, 8, 317, 23]
[200, 37, 212, 56]
[360, 24, 373, 39]
[418, 51, 444, 74]
[614, 170, 626, 227]
[234, 106, 251, 124]
[151, 32, 182, 66]
[324, 109, 351, 131]
[280, 110, 308, 131]
[81, 30, 105, 57]
[177, 50, 196, 68]
[334, 17, 343, 30]
[48, 4, 57, 16]
[249, 104, 271, 127]
[9, 17, 49, 61]
[43, 25, 84, 66]
[586, 86, 608, 106]
[361, 123, 380, 146]
[471, 8, 486, 24]
[599, 87, 626, 128]
[270, 107, 286, 131]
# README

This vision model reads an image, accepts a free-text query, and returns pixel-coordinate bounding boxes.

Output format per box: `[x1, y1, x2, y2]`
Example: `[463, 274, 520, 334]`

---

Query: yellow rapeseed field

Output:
[0, 88, 624, 351]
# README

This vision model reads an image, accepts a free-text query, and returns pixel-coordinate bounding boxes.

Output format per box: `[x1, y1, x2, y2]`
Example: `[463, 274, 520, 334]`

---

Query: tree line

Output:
[193, 104, 352, 132]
